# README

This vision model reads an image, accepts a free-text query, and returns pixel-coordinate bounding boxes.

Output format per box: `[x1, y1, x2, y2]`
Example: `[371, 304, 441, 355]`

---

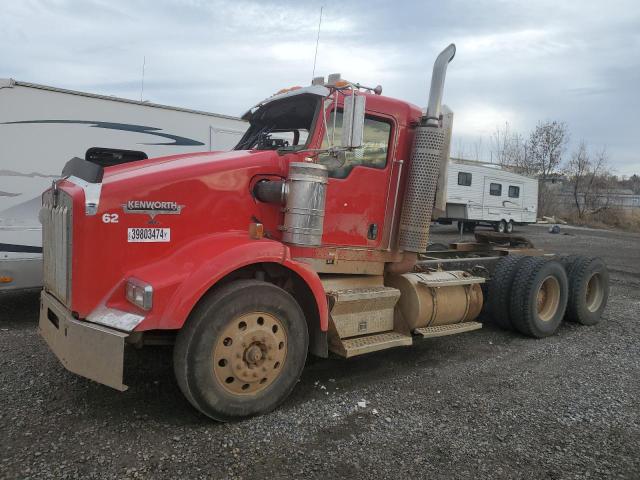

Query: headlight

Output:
[125, 278, 153, 310]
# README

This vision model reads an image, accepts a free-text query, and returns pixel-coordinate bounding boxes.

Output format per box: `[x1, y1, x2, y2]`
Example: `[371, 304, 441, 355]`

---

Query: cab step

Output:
[331, 331, 413, 358]
[413, 321, 482, 338]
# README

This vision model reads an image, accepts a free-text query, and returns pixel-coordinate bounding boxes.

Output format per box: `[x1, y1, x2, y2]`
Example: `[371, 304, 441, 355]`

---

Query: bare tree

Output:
[566, 141, 612, 218]
[490, 122, 529, 173]
[528, 120, 569, 180]
[526, 120, 569, 215]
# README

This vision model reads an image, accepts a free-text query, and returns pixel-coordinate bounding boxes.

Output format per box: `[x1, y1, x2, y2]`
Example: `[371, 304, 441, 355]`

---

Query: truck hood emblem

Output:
[122, 200, 184, 222]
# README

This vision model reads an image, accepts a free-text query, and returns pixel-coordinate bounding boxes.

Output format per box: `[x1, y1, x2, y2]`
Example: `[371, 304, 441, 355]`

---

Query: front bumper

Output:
[39, 290, 129, 391]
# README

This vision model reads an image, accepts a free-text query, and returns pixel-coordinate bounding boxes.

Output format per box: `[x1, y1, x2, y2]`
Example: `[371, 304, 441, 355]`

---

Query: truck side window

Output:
[318, 111, 391, 179]
[458, 172, 472, 186]
[489, 183, 502, 196]
[508, 185, 520, 198]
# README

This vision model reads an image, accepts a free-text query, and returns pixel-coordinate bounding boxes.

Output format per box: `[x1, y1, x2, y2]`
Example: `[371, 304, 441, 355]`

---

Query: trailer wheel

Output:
[484, 255, 527, 329]
[494, 220, 507, 233]
[173, 280, 308, 421]
[510, 257, 568, 338]
[505, 220, 514, 234]
[564, 256, 609, 326]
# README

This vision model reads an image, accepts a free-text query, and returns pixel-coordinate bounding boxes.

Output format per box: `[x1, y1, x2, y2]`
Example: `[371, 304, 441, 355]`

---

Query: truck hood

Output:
[102, 149, 283, 185]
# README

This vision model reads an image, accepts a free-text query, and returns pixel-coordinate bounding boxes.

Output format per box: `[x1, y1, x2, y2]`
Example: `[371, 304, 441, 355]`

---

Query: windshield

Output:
[234, 94, 320, 151]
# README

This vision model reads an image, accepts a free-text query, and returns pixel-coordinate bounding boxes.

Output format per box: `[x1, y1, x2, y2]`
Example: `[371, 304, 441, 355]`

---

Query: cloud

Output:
[0, 0, 638, 175]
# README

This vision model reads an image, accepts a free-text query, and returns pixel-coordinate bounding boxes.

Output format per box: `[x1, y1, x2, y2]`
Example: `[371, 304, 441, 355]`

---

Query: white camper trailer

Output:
[0, 79, 248, 292]
[440, 158, 538, 233]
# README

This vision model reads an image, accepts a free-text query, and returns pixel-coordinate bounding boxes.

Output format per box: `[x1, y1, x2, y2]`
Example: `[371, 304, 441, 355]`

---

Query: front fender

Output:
[122, 232, 327, 332]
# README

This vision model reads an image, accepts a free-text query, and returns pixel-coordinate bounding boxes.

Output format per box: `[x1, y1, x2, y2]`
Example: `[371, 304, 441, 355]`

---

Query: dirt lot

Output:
[1, 224, 639, 479]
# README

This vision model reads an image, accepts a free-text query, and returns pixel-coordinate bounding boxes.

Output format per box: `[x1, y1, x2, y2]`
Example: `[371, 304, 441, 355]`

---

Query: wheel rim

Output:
[498, 222, 505, 233]
[585, 273, 604, 312]
[507, 222, 513, 233]
[213, 312, 287, 395]
[536, 275, 561, 322]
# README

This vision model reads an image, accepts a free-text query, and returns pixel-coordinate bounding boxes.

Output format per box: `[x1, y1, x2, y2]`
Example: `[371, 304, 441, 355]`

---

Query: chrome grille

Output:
[42, 188, 73, 306]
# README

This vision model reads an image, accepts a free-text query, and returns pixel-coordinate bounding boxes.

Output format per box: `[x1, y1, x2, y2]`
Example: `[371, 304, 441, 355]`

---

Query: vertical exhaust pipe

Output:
[396, 44, 456, 255]
[425, 43, 456, 127]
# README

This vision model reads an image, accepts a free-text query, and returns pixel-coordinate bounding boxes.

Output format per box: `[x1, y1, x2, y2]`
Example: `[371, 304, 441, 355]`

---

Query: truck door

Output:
[318, 112, 394, 248]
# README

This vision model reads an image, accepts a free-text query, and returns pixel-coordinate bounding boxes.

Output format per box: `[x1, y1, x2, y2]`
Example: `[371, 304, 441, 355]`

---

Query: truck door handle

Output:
[367, 224, 378, 240]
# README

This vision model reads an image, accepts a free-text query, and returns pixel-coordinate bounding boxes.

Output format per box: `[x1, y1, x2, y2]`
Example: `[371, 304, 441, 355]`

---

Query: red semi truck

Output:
[38, 45, 609, 421]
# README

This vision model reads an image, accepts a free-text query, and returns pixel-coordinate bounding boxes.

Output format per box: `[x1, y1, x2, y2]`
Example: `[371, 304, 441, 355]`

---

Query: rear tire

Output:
[510, 257, 568, 338]
[173, 280, 308, 421]
[564, 257, 609, 326]
[484, 255, 527, 330]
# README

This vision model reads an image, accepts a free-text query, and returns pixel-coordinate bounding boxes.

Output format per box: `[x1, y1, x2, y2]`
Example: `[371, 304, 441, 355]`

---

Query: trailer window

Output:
[318, 112, 391, 178]
[489, 183, 502, 196]
[458, 172, 472, 186]
[508, 185, 520, 198]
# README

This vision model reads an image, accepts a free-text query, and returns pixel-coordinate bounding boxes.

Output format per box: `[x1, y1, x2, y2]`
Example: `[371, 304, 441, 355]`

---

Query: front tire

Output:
[173, 280, 308, 421]
[495, 220, 507, 233]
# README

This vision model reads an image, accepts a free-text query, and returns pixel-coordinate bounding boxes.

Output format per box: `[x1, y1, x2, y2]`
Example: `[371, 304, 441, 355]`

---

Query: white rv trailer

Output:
[439, 158, 538, 233]
[0, 79, 248, 292]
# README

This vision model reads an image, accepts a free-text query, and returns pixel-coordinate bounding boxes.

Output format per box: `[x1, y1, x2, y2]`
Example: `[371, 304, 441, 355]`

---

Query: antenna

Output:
[140, 56, 146, 102]
[311, 6, 323, 81]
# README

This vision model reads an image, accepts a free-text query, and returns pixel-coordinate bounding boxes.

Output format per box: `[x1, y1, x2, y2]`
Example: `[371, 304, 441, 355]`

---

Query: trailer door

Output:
[482, 178, 505, 221]
[505, 183, 524, 222]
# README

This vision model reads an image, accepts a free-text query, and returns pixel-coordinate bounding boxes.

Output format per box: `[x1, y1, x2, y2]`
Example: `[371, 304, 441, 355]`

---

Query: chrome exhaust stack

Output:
[424, 44, 456, 127]
[397, 44, 456, 253]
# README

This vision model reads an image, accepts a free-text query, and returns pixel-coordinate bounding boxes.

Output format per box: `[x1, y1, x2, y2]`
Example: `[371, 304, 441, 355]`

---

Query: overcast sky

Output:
[1, 0, 638, 175]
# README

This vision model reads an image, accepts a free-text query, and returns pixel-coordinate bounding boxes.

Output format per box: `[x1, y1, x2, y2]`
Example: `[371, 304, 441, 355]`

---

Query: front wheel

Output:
[173, 280, 308, 421]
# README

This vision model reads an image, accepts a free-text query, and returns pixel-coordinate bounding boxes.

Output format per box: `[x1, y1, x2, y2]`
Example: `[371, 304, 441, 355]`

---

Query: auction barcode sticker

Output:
[127, 228, 170, 243]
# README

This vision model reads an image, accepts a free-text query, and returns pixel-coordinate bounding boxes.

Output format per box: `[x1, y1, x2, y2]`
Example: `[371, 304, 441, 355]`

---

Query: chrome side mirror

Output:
[341, 94, 365, 149]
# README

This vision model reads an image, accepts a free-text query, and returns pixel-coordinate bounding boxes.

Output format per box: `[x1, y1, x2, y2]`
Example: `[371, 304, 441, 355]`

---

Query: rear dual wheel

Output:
[483, 255, 527, 329]
[510, 257, 568, 338]
[173, 280, 308, 421]
[561, 255, 609, 326]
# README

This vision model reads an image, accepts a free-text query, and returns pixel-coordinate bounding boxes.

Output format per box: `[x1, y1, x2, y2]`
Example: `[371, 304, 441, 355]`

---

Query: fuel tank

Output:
[386, 271, 484, 329]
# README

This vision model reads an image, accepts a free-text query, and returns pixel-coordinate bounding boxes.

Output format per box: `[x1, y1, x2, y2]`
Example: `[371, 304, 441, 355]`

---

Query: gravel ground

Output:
[1, 224, 639, 479]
